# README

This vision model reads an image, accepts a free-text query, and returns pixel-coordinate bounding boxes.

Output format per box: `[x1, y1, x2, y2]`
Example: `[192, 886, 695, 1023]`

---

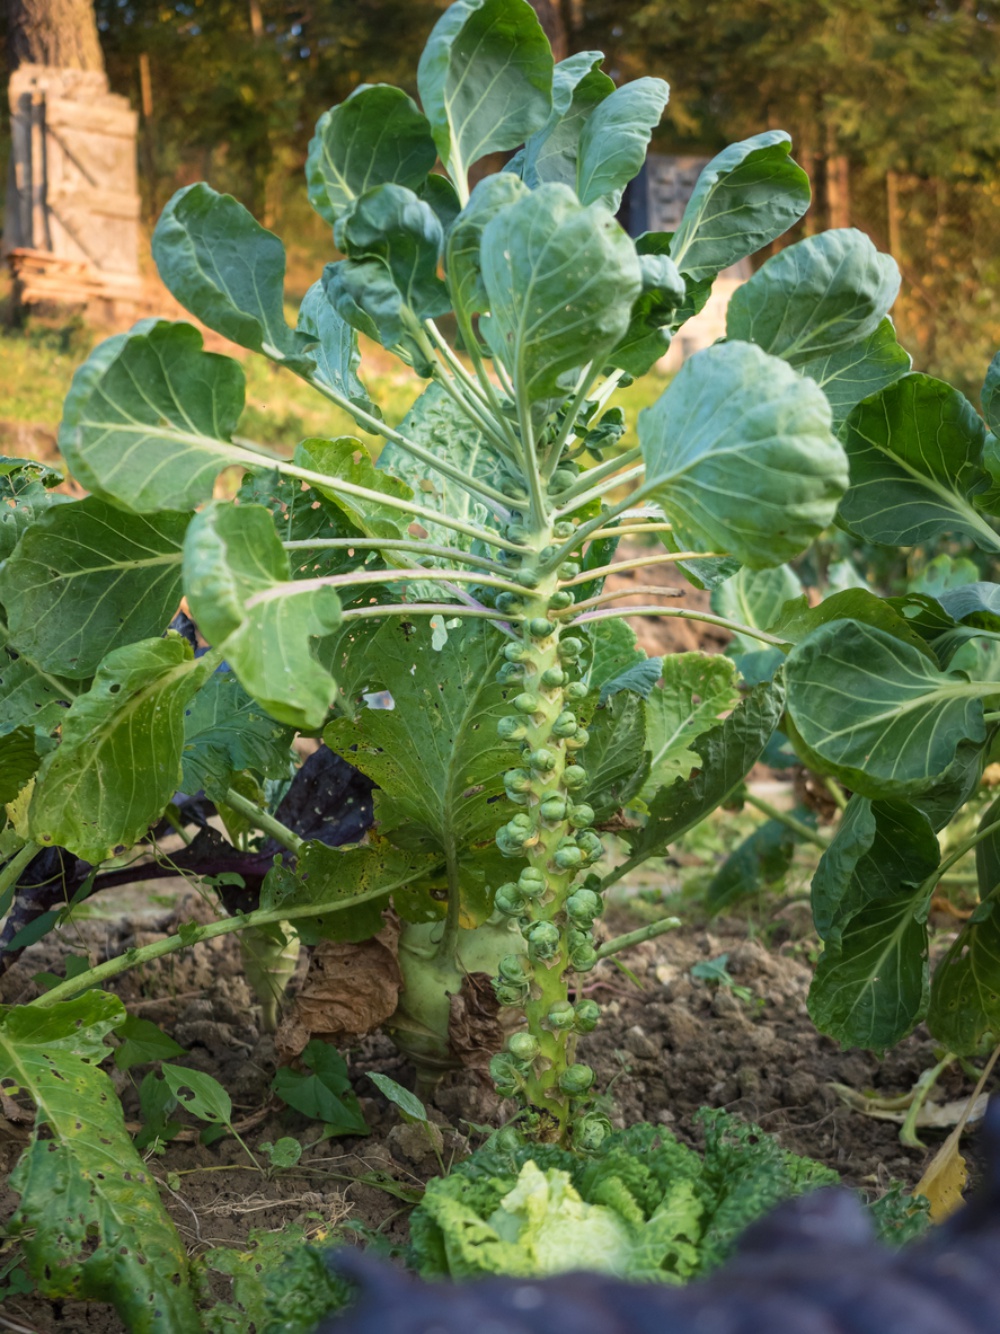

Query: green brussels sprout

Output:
[494, 1124, 524, 1152]
[500, 483, 529, 503]
[558, 561, 581, 579]
[494, 981, 528, 1006]
[547, 590, 573, 611]
[518, 867, 547, 897]
[527, 921, 560, 960]
[497, 716, 528, 741]
[565, 681, 589, 701]
[564, 726, 590, 750]
[546, 1000, 576, 1029]
[570, 943, 598, 972]
[549, 468, 576, 492]
[552, 711, 578, 737]
[553, 520, 575, 539]
[569, 802, 596, 829]
[496, 823, 530, 855]
[496, 662, 526, 684]
[574, 999, 601, 1032]
[507, 1032, 540, 1063]
[504, 520, 529, 539]
[503, 643, 532, 663]
[558, 637, 584, 662]
[495, 592, 524, 614]
[573, 1113, 611, 1151]
[504, 769, 533, 794]
[513, 692, 541, 714]
[499, 953, 532, 983]
[576, 830, 604, 863]
[528, 747, 557, 772]
[489, 1052, 521, 1096]
[554, 845, 583, 870]
[540, 795, 568, 822]
[541, 666, 566, 687]
[528, 617, 556, 638]
[566, 889, 601, 923]
[558, 1063, 595, 1095]
[562, 765, 588, 790]
[517, 568, 541, 589]
[494, 884, 525, 916]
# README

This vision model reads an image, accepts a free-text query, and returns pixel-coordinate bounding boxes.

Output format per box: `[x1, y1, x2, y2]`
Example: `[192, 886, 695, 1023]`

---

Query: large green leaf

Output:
[181, 671, 294, 797]
[152, 184, 313, 367]
[377, 383, 505, 550]
[417, 0, 553, 191]
[520, 51, 613, 191]
[237, 466, 366, 580]
[0, 456, 64, 561]
[609, 237, 687, 378]
[295, 280, 373, 411]
[623, 678, 785, 864]
[324, 619, 520, 922]
[711, 565, 803, 654]
[773, 587, 938, 659]
[183, 503, 341, 730]
[28, 635, 205, 863]
[639, 341, 847, 568]
[581, 689, 648, 822]
[668, 132, 810, 282]
[785, 618, 987, 797]
[446, 173, 529, 324]
[0, 621, 81, 738]
[480, 183, 641, 402]
[0, 498, 188, 678]
[0, 726, 42, 804]
[58, 320, 246, 514]
[839, 372, 999, 551]
[295, 436, 413, 541]
[797, 318, 911, 435]
[306, 84, 437, 226]
[575, 76, 669, 211]
[726, 230, 900, 367]
[639, 653, 740, 797]
[2, 994, 198, 1331]
[335, 183, 450, 325]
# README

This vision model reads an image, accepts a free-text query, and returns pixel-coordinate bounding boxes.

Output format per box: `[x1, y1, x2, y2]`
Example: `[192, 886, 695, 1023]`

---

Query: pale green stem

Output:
[824, 777, 849, 813]
[430, 360, 518, 460]
[985, 711, 1000, 723]
[516, 386, 549, 532]
[0, 841, 41, 906]
[539, 492, 639, 573]
[431, 316, 522, 459]
[222, 788, 304, 856]
[541, 364, 601, 482]
[743, 792, 828, 849]
[595, 916, 681, 960]
[423, 319, 492, 412]
[282, 537, 510, 577]
[553, 463, 646, 516]
[571, 604, 792, 648]
[588, 521, 674, 541]
[919, 814, 1000, 900]
[553, 447, 642, 505]
[562, 551, 723, 587]
[245, 566, 529, 614]
[340, 602, 523, 623]
[564, 585, 683, 615]
[29, 879, 414, 1010]
[900, 1052, 955, 1148]
[231, 435, 287, 460]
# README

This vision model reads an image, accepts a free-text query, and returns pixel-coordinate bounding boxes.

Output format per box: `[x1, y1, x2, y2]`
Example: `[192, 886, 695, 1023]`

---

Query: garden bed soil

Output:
[0, 891, 985, 1334]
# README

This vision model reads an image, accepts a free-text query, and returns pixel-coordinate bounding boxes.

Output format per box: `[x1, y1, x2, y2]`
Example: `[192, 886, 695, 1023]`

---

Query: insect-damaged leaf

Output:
[1, 993, 198, 1331]
[640, 653, 741, 797]
[181, 670, 295, 797]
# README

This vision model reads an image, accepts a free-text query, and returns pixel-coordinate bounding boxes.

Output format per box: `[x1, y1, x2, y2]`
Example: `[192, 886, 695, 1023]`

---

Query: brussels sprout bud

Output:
[541, 666, 566, 688]
[527, 921, 560, 960]
[497, 716, 528, 741]
[553, 521, 576, 539]
[569, 802, 596, 829]
[576, 830, 604, 863]
[504, 643, 531, 663]
[518, 867, 547, 898]
[558, 1063, 595, 1095]
[564, 727, 590, 750]
[494, 884, 525, 916]
[496, 822, 530, 855]
[517, 568, 540, 589]
[494, 981, 528, 1007]
[566, 888, 601, 923]
[499, 953, 531, 983]
[562, 764, 588, 790]
[514, 692, 541, 715]
[565, 681, 588, 701]
[494, 1124, 524, 1152]
[507, 1032, 540, 1063]
[528, 747, 557, 772]
[495, 592, 524, 615]
[558, 561, 581, 579]
[496, 662, 525, 684]
[574, 999, 601, 1033]
[551, 711, 578, 737]
[504, 521, 529, 540]
[528, 617, 555, 638]
[570, 943, 598, 972]
[546, 1000, 576, 1030]
[489, 1052, 521, 1096]
[504, 768, 533, 795]
[573, 1113, 610, 1151]
[554, 845, 583, 870]
[539, 795, 568, 822]
[558, 637, 584, 662]
[547, 590, 573, 612]
[549, 468, 577, 492]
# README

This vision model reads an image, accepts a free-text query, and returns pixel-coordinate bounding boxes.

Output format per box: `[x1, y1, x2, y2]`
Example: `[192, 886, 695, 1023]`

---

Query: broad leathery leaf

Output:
[420, 173, 463, 232]
[810, 794, 876, 938]
[937, 581, 1000, 630]
[481, 183, 641, 402]
[581, 689, 648, 822]
[983, 351, 1000, 434]
[583, 616, 646, 696]
[417, 0, 553, 187]
[0, 622, 81, 737]
[520, 51, 613, 191]
[0, 455, 64, 561]
[152, 184, 314, 368]
[639, 341, 847, 568]
[839, 372, 999, 551]
[446, 173, 529, 324]
[772, 587, 939, 660]
[1, 993, 198, 1331]
[181, 670, 294, 797]
[295, 436, 413, 540]
[711, 565, 803, 655]
[668, 132, 810, 282]
[288, 837, 437, 943]
[609, 237, 687, 378]
[624, 678, 785, 862]
[640, 653, 741, 798]
[798, 318, 911, 435]
[928, 793, 1000, 1054]
[295, 280, 373, 412]
[323, 620, 520, 918]
[28, 636, 207, 863]
[726, 230, 900, 368]
[0, 498, 188, 679]
[58, 320, 247, 514]
[377, 383, 505, 551]
[335, 184, 450, 324]
[306, 84, 437, 226]
[183, 503, 341, 730]
[707, 817, 799, 914]
[576, 76, 669, 211]
[238, 466, 366, 581]
[785, 618, 986, 798]
[0, 725, 41, 804]
[324, 254, 440, 370]
[598, 657, 663, 705]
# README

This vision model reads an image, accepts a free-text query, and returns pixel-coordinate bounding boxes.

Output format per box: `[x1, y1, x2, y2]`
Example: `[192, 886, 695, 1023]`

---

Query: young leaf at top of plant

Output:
[796, 317, 911, 436]
[152, 183, 316, 369]
[726, 229, 901, 368]
[518, 51, 614, 191]
[417, 0, 554, 201]
[574, 75, 670, 211]
[446, 173, 530, 329]
[668, 131, 811, 282]
[638, 340, 848, 567]
[306, 84, 438, 227]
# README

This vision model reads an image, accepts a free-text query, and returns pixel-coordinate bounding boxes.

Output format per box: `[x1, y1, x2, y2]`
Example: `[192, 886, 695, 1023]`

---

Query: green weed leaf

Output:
[272, 1039, 368, 1134]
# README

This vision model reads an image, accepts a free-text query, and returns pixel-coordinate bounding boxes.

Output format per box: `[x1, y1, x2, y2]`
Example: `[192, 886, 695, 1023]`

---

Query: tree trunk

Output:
[8, 0, 105, 73]
[528, 0, 569, 61]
